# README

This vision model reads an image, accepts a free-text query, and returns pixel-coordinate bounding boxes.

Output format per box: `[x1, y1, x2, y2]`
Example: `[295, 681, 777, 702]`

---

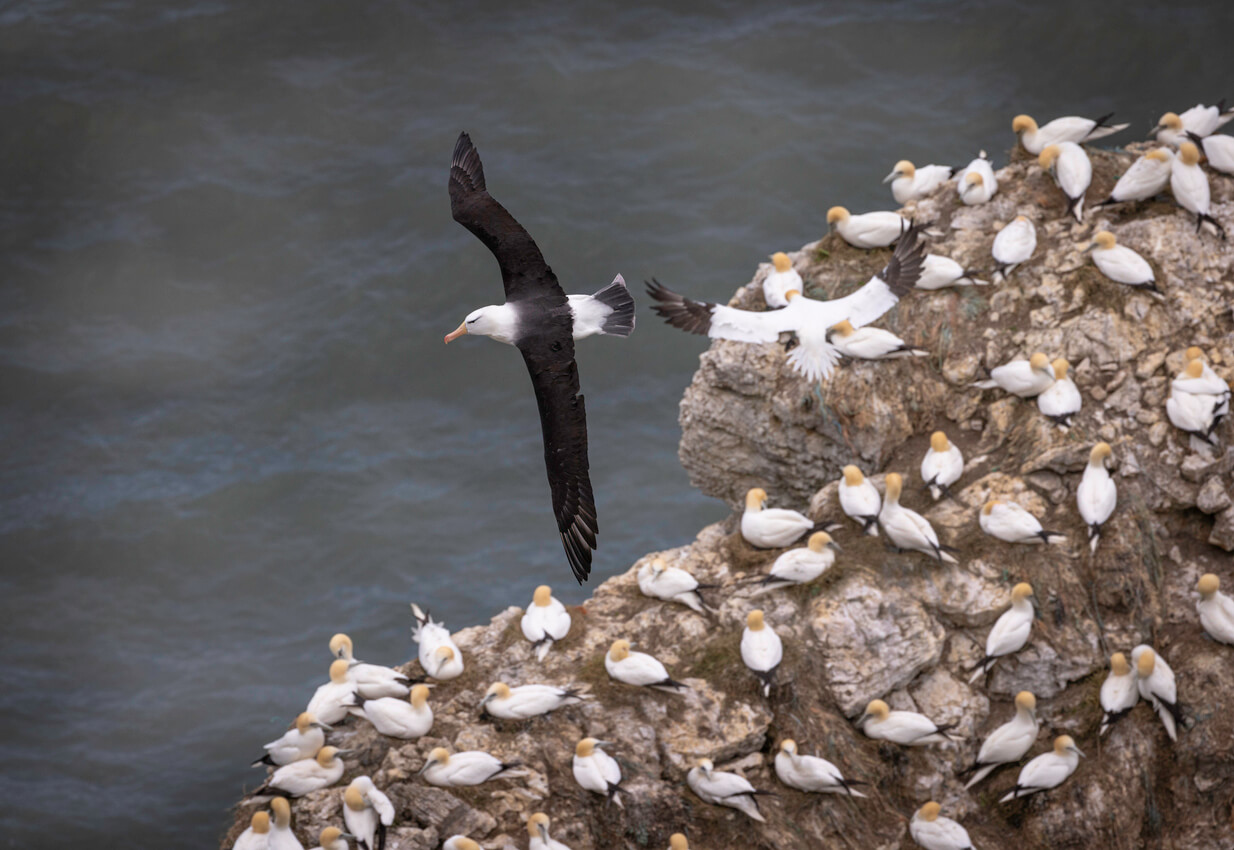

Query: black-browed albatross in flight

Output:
[445, 132, 635, 584]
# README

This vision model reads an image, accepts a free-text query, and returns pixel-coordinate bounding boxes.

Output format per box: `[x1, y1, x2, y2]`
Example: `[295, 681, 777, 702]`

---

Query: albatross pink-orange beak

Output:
[444, 322, 467, 344]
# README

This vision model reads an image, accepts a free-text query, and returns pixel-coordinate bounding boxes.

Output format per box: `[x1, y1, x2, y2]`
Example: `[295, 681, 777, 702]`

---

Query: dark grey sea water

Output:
[2, 1, 1232, 845]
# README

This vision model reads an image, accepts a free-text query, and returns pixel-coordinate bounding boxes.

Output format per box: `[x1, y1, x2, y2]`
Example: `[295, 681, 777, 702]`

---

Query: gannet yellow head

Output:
[772, 252, 792, 272]
[1053, 734, 1084, 757]
[1185, 346, 1205, 363]
[650, 557, 668, 576]
[329, 658, 350, 684]
[609, 639, 631, 662]
[929, 431, 950, 453]
[532, 584, 553, 607]
[1146, 148, 1172, 163]
[784, 289, 802, 302]
[1012, 114, 1038, 135]
[249, 811, 270, 834]
[1157, 112, 1183, 131]
[746, 609, 766, 631]
[1014, 214, 1029, 223]
[576, 737, 601, 757]
[917, 801, 942, 822]
[1093, 231, 1117, 250]
[826, 206, 850, 226]
[484, 682, 512, 703]
[450, 840, 480, 850]
[329, 633, 354, 660]
[1090, 442, 1112, 466]
[1185, 359, 1205, 379]
[1052, 358, 1070, 380]
[1136, 648, 1156, 677]
[425, 747, 450, 769]
[779, 738, 799, 756]
[410, 683, 431, 708]
[1110, 652, 1130, 675]
[965, 171, 984, 187]
[1029, 352, 1050, 372]
[884, 160, 915, 183]
[696, 757, 715, 775]
[842, 465, 865, 486]
[344, 784, 366, 811]
[884, 472, 903, 503]
[1179, 141, 1201, 166]
[294, 712, 316, 734]
[670, 834, 689, 850]
[527, 812, 552, 839]
[316, 745, 341, 767]
[982, 500, 1002, 515]
[1038, 144, 1061, 170]
[862, 698, 890, 721]
[745, 487, 767, 510]
[319, 827, 345, 848]
[1012, 582, 1034, 601]
[829, 319, 855, 338]
[1198, 574, 1220, 598]
[807, 531, 833, 553]
[270, 797, 291, 828]
[1015, 690, 1037, 712]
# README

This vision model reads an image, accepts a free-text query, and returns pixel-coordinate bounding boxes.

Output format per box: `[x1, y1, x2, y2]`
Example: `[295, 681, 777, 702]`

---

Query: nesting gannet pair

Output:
[1132, 645, 1181, 742]
[1094, 148, 1174, 208]
[482, 682, 586, 719]
[1167, 356, 1229, 448]
[1099, 653, 1138, 735]
[828, 320, 927, 361]
[969, 583, 1035, 683]
[880, 473, 957, 562]
[991, 216, 1036, 281]
[971, 352, 1054, 398]
[917, 254, 988, 289]
[307, 660, 360, 726]
[1152, 103, 1234, 147]
[748, 531, 839, 595]
[775, 739, 866, 797]
[999, 735, 1083, 802]
[1087, 231, 1159, 294]
[420, 747, 522, 786]
[254, 746, 350, 797]
[647, 223, 926, 383]
[606, 639, 687, 693]
[638, 558, 714, 613]
[573, 738, 623, 806]
[1171, 142, 1226, 238]
[741, 609, 783, 696]
[1197, 574, 1234, 644]
[252, 712, 331, 768]
[687, 758, 772, 822]
[826, 206, 911, 248]
[1077, 443, 1117, 553]
[741, 488, 817, 548]
[858, 699, 957, 745]
[1036, 359, 1081, 429]
[356, 683, 433, 739]
[921, 431, 963, 501]
[1039, 143, 1092, 221]
[330, 634, 410, 700]
[1193, 132, 1234, 175]
[521, 585, 571, 661]
[343, 776, 394, 850]
[1012, 112, 1127, 155]
[962, 691, 1039, 788]
[884, 160, 954, 204]
[980, 501, 1064, 545]
[910, 802, 974, 850]
[411, 604, 463, 680]
[763, 252, 803, 308]
[840, 466, 881, 536]
[957, 151, 998, 206]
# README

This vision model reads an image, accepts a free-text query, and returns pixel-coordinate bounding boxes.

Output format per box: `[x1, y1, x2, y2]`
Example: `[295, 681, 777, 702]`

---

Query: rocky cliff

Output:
[223, 145, 1234, 850]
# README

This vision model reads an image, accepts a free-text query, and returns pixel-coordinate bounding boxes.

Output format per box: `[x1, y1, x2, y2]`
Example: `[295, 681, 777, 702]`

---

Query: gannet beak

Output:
[594, 740, 615, 748]
[1082, 242, 1096, 252]
[335, 749, 356, 757]
[828, 540, 843, 552]
[312, 721, 333, 731]
[444, 322, 468, 344]
[418, 760, 434, 775]
[340, 834, 358, 841]
[882, 170, 899, 184]
[1073, 746, 1086, 758]
[538, 824, 550, 840]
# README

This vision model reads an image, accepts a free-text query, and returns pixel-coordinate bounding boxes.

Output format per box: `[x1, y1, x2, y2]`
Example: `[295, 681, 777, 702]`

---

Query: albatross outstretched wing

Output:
[448, 132, 567, 304]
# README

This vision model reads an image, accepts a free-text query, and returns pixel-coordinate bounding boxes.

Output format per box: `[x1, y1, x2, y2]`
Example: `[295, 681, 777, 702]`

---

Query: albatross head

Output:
[445, 304, 518, 345]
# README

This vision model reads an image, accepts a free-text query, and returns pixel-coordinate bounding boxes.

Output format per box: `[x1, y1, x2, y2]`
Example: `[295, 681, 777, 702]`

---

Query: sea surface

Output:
[2, 1, 1230, 845]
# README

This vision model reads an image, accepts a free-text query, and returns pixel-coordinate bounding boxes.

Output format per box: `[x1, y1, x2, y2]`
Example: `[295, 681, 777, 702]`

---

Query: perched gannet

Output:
[741, 609, 783, 697]
[910, 802, 974, 850]
[957, 151, 998, 205]
[647, 224, 926, 383]
[1153, 104, 1234, 147]
[969, 582, 1035, 683]
[885, 160, 954, 204]
[605, 639, 687, 693]
[410, 604, 463, 680]
[638, 558, 714, 614]
[963, 691, 1039, 788]
[827, 319, 927, 360]
[356, 683, 432, 739]
[686, 758, 772, 822]
[1037, 358, 1081, 429]
[255, 746, 350, 798]
[310, 827, 352, 850]
[1167, 360, 1225, 447]
[420, 747, 522, 786]
[343, 776, 394, 850]
[441, 838, 480, 850]
[521, 585, 571, 661]
[527, 813, 572, 850]
[482, 682, 585, 719]
[1174, 348, 1232, 398]
[774, 739, 866, 797]
[858, 698, 956, 746]
[1194, 132, 1234, 175]
[991, 216, 1036, 281]
[972, 352, 1054, 398]
[980, 501, 1064, 545]
[921, 431, 963, 501]
[1077, 443, 1117, 553]
[1131, 646, 1181, 742]
[1197, 574, 1234, 644]
[1099, 653, 1138, 736]
[1171, 141, 1226, 237]
[826, 206, 911, 248]
[252, 712, 331, 768]
[763, 252, 803, 309]
[1038, 142, 1091, 221]
[307, 660, 360, 726]
[741, 487, 814, 548]
[879, 473, 957, 563]
[330, 634, 410, 700]
[749, 531, 839, 595]
[234, 811, 271, 850]
[1088, 231, 1158, 294]
[917, 254, 988, 289]
[839, 466, 881, 536]
[1012, 112, 1128, 155]
[1094, 148, 1174, 208]
[269, 798, 304, 850]
[999, 735, 1083, 802]
[573, 738, 624, 807]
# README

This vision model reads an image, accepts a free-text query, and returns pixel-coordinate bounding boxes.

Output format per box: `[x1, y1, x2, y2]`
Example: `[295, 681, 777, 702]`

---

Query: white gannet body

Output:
[828, 319, 926, 360]
[1132, 646, 1180, 742]
[827, 205, 910, 248]
[482, 682, 585, 719]
[921, 431, 963, 501]
[234, 812, 271, 850]
[999, 735, 1083, 802]
[741, 487, 814, 548]
[638, 558, 712, 614]
[268, 799, 304, 850]
[1173, 348, 1232, 398]
[1077, 443, 1117, 553]
[252, 712, 330, 768]
[521, 585, 571, 661]
[1037, 358, 1081, 429]
[573, 738, 624, 807]
[774, 739, 866, 797]
[991, 216, 1036, 280]
[1197, 133, 1234, 175]
[330, 634, 410, 700]
[1197, 574, 1234, 644]
[972, 352, 1054, 397]
[420, 747, 521, 786]
[969, 583, 1035, 683]
[1095, 148, 1173, 207]
[859, 698, 955, 746]
[306, 660, 360, 726]
[1039, 142, 1092, 221]
[839, 466, 881, 536]
[1013, 112, 1128, 155]
[1090, 230, 1158, 293]
[527, 813, 572, 850]
[980, 501, 1064, 545]
[258, 746, 348, 798]
[1153, 104, 1234, 147]
[358, 683, 433, 739]
[963, 691, 1039, 788]
[1171, 142, 1225, 237]
[1100, 652, 1139, 736]
[1167, 359, 1226, 447]
[687, 758, 770, 822]
[885, 160, 954, 204]
[763, 252, 803, 309]
[750, 531, 839, 595]
[605, 639, 687, 693]
[741, 609, 784, 697]
[343, 777, 394, 850]
[957, 151, 998, 205]
[879, 473, 956, 563]
[910, 801, 975, 850]
[917, 253, 988, 289]
[410, 604, 464, 680]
